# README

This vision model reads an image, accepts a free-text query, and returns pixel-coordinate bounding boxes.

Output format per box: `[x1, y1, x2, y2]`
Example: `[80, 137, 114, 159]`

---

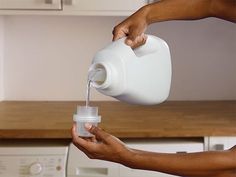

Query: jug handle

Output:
[114, 35, 165, 58]
[133, 35, 164, 57]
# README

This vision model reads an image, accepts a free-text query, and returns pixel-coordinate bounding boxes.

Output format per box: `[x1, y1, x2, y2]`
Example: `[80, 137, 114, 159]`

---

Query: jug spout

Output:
[88, 60, 125, 97]
[88, 64, 106, 86]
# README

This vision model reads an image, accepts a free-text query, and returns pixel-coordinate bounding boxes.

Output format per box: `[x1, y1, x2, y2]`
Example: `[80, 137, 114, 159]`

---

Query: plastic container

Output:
[88, 35, 172, 105]
[73, 106, 101, 137]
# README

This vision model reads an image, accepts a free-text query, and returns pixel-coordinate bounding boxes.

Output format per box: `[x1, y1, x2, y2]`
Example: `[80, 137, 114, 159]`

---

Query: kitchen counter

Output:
[0, 101, 235, 139]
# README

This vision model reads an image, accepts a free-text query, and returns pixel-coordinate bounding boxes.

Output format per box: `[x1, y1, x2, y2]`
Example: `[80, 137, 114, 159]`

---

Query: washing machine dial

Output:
[29, 162, 43, 175]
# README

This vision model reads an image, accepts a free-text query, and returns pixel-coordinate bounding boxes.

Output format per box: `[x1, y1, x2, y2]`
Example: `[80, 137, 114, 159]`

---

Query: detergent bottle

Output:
[88, 35, 172, 105]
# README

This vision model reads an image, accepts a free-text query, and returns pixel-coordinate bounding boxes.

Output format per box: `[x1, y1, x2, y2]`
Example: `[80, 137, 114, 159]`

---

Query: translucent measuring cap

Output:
[73, 106, 101, 137]
[73, 106, 101, 122]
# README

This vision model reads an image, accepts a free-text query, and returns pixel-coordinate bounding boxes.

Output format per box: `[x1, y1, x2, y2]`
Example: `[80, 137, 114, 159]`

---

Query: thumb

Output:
[85, 123, 110, 142]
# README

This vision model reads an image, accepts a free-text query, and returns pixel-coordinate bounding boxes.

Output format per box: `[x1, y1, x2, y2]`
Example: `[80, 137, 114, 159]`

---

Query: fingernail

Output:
[85, 123, 92, 130]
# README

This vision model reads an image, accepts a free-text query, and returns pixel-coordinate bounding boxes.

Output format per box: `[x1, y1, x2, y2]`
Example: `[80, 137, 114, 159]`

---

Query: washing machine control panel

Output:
[0, 144, 68, 177]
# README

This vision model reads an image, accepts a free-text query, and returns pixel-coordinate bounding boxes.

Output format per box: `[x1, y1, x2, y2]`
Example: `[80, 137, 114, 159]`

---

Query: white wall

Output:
[4, 16, 119, 101]
[148, 19, 236, 100]
[0, 16, 4, 101]
[3, 16, 236, 101]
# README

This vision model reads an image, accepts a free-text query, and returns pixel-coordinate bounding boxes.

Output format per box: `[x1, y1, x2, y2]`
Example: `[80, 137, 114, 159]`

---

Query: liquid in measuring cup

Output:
[73, 75, 101, 137]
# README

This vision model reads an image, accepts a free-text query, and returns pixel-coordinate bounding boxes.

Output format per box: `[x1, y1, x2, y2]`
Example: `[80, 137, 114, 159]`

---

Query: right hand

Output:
[71, 123, 132, 164]
[112, 6, 150, 48]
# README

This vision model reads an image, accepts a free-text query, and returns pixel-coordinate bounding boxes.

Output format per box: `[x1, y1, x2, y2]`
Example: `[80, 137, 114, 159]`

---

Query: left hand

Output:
[71, 123, 131, 164]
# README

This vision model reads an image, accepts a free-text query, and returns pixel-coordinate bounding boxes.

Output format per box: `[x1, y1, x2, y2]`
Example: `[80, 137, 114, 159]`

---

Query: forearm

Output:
[122, 147, 236, 177]
[143, 0, 236, 24]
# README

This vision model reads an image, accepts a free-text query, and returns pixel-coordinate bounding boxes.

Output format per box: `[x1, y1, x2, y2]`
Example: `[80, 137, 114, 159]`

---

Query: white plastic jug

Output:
[88, 35, 172, 105]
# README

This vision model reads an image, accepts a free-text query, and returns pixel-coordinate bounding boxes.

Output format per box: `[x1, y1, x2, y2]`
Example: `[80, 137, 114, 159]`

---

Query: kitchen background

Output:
[0, 2, 235, 176]
[0, 16, 235, 101]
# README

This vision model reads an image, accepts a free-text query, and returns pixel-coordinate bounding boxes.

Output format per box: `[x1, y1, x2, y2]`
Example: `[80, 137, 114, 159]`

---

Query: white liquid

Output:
[86, 80, 92, 107]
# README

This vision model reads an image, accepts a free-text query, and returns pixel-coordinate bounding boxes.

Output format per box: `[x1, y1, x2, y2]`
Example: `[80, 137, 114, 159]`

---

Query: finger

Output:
[112, 25, 128, 41]
[84, 136, 98, 143]
[71, 124, 91, 148]
[85, 123, 111, 143]
[130, 33, 147, 49]
[90, 136, 98, 143]
[125, 26, 143, 46]
[71, 124, 91, 152]
[71, 124, 104, 161]
[71, 124, 100, 157]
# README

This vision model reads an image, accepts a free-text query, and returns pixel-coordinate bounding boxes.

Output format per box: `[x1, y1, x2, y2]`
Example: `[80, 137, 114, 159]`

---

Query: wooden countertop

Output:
[0, 101, 235, 139]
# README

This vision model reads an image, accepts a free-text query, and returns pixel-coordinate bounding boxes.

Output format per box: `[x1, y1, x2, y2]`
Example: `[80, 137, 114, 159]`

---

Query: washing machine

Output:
[0, 140, 68, 177]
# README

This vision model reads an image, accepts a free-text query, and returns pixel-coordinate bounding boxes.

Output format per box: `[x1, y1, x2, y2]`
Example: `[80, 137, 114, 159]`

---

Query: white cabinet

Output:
[67, 139, 204, 177]
[0, 0, 147, 15]
[206, 136, 236, 151]
[120, 139, 204, 177]
[0, 0, 62, 10]
[67, 143, 120, 177]
[63, 0, 147, 16]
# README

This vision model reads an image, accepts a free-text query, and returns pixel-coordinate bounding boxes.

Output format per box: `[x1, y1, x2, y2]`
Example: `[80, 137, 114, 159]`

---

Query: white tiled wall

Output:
[1, 16, 236, 101]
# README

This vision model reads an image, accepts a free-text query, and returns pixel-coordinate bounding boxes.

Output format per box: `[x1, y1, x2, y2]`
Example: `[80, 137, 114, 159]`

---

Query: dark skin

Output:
[72, 124, 236, 177]
[112, 0, 236, 48]
[72, 0, 236, 176]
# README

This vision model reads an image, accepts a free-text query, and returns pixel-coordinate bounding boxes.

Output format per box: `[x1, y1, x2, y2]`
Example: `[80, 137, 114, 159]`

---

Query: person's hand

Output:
[71, 123, 132, 164]
[112, 6, 150, 48]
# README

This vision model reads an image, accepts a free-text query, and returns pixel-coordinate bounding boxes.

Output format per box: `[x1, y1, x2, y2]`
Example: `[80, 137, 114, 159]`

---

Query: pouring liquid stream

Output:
[86, 80, 92, 108]
[86, 68, 106, 107]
